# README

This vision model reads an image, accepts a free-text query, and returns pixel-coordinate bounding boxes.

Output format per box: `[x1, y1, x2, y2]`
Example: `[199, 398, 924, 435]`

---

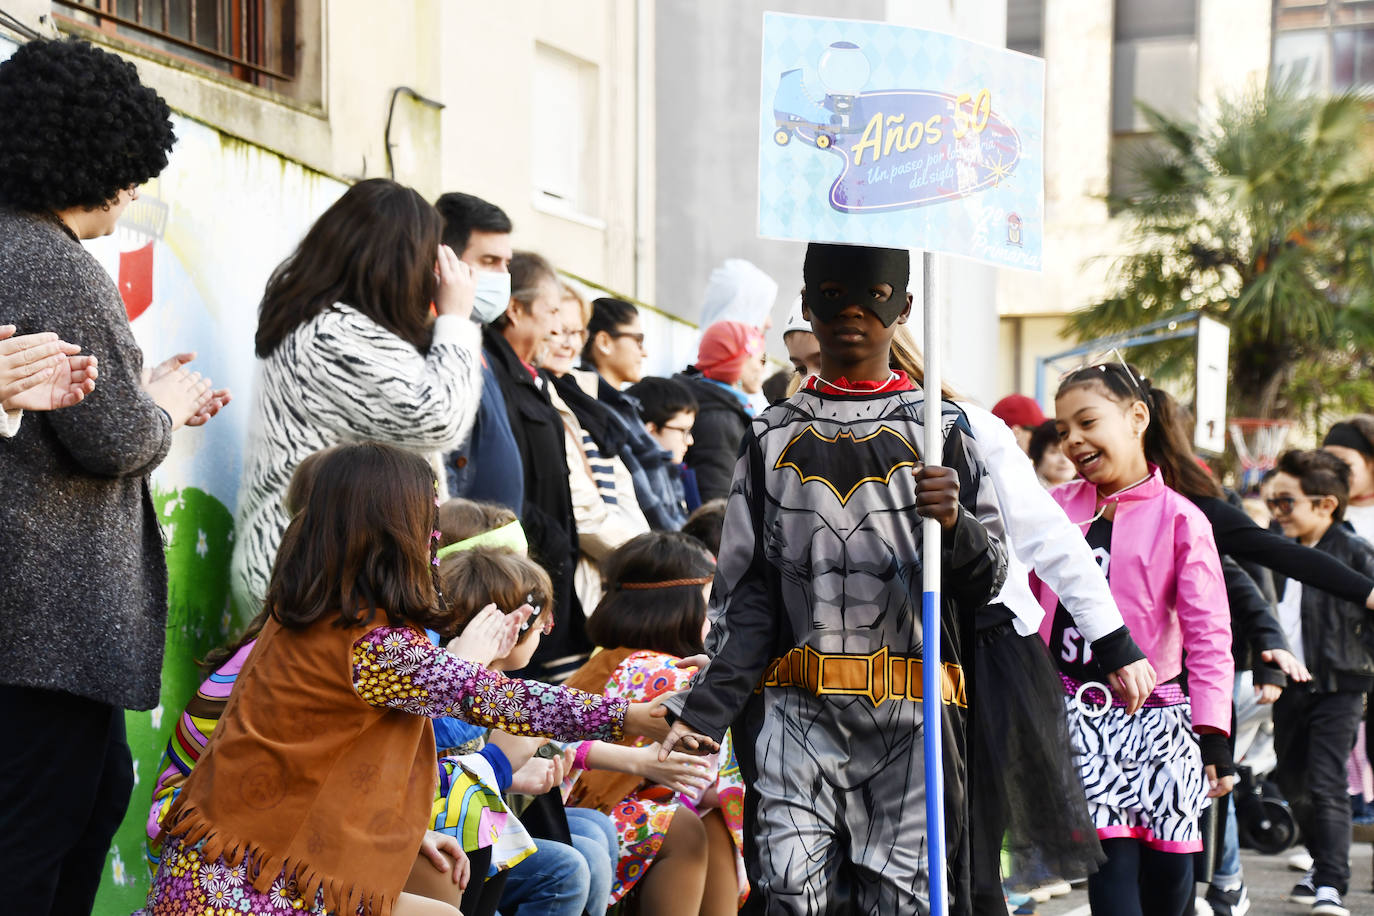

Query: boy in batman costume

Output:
[661, 243, 1007, 915]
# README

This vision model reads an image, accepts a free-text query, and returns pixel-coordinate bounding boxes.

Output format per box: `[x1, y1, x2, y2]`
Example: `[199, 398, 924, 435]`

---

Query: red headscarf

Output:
[695, 320, 764, 384]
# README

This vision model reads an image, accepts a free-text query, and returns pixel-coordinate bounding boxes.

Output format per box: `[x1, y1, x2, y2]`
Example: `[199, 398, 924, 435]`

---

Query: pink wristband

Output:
[573, 741, 593, 771]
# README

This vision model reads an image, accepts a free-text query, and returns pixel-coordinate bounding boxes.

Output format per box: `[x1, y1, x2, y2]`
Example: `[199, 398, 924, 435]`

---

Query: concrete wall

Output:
[654, 0, 881, 348]
[437, 0, 653, 302]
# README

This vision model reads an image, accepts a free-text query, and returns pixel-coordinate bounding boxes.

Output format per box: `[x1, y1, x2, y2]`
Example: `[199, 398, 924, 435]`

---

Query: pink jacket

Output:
[1034, 469, 1234, 733]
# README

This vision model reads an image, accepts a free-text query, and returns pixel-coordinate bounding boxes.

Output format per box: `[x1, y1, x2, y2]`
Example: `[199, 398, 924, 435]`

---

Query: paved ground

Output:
[1034, 842, 1374, 915]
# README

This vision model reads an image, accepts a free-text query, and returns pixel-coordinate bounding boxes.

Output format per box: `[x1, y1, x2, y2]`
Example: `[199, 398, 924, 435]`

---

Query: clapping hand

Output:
[0, 326, 99, 412]
[509, 746, 575, 795]
[446, 603, 525, 667]
[143, 352, 230, 428]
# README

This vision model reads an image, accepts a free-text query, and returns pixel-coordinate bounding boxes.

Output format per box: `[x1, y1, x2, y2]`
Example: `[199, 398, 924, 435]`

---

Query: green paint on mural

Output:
[93, 486, 236, 915]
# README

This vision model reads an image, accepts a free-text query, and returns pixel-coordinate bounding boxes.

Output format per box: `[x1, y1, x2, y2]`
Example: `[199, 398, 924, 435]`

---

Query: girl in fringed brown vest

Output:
[139, 443, 675, 916]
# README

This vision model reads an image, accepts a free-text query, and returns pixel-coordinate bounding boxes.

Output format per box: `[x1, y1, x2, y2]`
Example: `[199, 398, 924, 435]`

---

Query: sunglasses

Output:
[1264, 496, 1322, 515]
[609, 330, 646, 346]
[1057, 347, 1148, 401]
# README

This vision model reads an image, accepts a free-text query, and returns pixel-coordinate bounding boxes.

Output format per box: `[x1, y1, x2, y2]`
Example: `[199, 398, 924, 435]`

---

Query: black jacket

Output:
[676, 366, 751, 503]
[1274, 522, 1374, 694]
[1220, 556, 1287, 688]
[482, 326, 589, 676]
[1191, 494, 1374, 605]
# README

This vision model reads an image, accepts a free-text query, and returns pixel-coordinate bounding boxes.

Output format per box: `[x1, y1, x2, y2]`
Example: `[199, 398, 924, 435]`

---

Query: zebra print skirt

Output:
[1063, 690, 1211, 854]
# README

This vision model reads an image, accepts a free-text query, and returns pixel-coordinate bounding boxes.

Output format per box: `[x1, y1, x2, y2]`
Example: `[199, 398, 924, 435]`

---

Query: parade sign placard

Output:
[759, 13, 1045, 271]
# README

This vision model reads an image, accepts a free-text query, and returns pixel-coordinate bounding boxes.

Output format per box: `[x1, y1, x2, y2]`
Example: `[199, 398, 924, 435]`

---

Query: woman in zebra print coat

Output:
[231, 180, 482, 611]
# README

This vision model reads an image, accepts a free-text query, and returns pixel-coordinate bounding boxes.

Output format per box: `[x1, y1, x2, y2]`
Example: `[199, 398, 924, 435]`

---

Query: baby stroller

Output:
[1231, 671, 1299, 855]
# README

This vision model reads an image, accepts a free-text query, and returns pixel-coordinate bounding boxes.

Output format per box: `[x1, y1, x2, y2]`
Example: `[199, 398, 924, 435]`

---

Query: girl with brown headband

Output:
[562, 532, 745, 916]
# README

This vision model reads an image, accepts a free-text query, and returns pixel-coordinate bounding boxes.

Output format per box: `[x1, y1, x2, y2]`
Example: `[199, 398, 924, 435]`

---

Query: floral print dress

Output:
[138, 625, 625, 916]
[569, 649, 747, 905]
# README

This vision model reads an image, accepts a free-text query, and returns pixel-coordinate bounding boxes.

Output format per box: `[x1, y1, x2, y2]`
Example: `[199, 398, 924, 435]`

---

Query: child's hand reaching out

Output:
[629, 743, 712, 795]
[624, 694, 690, 745]
[913, 465, 961, 530]
[658, 719, 720, 760]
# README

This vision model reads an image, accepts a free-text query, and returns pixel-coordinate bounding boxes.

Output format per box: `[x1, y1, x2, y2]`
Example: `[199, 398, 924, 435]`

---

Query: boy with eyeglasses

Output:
[1267, 449, 1374, 916]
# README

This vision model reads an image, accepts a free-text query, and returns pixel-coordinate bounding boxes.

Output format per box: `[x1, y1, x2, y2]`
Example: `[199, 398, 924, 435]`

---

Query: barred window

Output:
[54, 0, 296, 88]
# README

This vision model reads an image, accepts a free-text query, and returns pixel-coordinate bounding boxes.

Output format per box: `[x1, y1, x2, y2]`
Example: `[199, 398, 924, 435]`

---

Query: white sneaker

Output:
[1312, 886, 1349, 916]
[1039, 880, 1072, 898]
[1027, 885, 1053, 903]
[1288, 851, 1315, 872]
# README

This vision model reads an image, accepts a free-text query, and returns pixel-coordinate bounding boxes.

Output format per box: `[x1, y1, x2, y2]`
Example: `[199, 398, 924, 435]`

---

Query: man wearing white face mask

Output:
[436, 192, 525, 510]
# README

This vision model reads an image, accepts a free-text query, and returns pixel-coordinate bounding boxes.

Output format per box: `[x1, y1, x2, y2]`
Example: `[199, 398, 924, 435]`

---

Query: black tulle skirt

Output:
[970, 623, 1105, 894]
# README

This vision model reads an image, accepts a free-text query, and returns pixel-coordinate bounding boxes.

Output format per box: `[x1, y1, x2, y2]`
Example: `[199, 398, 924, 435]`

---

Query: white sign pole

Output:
[920, 250, 948, 915]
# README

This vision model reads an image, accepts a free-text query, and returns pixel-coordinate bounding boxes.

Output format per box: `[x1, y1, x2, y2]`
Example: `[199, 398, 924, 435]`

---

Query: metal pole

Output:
[920, 250, 947, 915]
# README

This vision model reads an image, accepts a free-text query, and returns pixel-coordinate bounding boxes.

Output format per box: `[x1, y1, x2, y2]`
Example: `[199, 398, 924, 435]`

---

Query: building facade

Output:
[999, 0, 1272, 403]
[655, 0, 1010, 405]
[0, 2, 662, 911]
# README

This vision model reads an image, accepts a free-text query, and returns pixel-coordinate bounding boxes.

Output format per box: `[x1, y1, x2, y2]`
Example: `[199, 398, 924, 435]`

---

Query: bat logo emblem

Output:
[774, 424, 918, 505]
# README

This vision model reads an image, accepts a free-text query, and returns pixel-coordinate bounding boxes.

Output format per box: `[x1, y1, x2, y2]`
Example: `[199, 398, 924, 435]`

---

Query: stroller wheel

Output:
[1239, 797, 1298, 855]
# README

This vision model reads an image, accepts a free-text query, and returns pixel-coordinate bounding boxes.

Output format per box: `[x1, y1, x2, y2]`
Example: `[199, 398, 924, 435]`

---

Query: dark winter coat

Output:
[593, 377, 687, 531]
[482, 325, 588, 677]
[0, 207, 174, 710]
[446, 356, 524, 513]
[676, 366, 751, 503]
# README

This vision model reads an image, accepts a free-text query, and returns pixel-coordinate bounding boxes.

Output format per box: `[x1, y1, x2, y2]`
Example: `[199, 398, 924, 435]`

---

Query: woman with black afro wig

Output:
[0, 37, 175, 216]
[0, 38, 230, 916]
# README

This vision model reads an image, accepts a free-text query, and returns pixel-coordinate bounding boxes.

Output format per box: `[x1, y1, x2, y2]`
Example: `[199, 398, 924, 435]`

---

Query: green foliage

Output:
[1073, 81, 1374, 425]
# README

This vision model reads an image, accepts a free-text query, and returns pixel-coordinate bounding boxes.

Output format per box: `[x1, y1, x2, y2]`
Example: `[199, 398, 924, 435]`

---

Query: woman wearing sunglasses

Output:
[581, 297, 692, 531]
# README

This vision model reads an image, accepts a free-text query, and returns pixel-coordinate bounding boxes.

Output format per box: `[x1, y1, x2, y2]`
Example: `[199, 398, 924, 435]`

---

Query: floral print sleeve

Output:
[351, 626, 625, 742]
[605, 650, 697, 704]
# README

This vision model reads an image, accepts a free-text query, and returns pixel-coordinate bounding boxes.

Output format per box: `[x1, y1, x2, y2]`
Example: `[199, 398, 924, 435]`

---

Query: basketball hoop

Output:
[1229, 418, 1293, 492]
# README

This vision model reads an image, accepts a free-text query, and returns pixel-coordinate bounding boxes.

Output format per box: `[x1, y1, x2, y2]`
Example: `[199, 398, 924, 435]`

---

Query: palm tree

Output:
[1072, 82, 1374, 423]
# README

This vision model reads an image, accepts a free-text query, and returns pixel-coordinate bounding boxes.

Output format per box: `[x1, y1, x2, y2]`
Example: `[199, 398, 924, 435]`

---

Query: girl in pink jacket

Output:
[1036, 360, 1234, 916]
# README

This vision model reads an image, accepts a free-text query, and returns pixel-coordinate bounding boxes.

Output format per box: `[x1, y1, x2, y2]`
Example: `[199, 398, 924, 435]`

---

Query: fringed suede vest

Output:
[162, 616, 437, 916]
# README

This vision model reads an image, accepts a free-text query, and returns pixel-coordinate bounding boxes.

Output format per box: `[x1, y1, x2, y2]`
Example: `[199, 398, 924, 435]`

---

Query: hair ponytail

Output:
[888, 325, 962, 400]
[1143, 385, 1223, 500]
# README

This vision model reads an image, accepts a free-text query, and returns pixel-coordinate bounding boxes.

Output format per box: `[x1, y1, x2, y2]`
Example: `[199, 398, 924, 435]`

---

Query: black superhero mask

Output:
[802, 243, 911, 327]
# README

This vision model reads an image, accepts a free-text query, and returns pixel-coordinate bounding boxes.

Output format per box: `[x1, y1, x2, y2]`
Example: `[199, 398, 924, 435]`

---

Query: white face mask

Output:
[471, 270, 512, 324]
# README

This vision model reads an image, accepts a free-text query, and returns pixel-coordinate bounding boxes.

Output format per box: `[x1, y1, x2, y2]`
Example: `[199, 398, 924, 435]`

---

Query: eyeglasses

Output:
[1264, 496, 1321, 515]
[609, 331, 646, 346]
[660, 424, 694, 441]
[553, 328, 588, 343]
